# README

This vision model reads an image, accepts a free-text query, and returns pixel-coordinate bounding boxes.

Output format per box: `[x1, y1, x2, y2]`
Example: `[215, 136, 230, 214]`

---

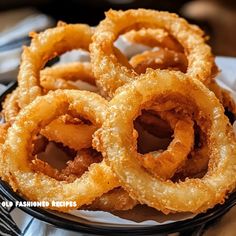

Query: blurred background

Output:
[0, 0, 236, 82]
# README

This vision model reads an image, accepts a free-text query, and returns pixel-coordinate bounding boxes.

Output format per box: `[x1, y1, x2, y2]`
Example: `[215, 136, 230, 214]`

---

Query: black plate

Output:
[1, 82, 236, 235]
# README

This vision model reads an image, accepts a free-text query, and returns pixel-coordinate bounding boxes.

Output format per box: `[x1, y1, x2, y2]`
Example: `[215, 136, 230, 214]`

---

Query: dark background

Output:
[0, 0, 236, 56]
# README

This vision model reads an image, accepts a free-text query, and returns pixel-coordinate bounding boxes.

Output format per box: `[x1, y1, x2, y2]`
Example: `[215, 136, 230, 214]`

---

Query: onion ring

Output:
[90, 9, 215, 98]
[95, 69, 236, 213]
[1, 90, 119, 212]
[18, 23, 93, 108]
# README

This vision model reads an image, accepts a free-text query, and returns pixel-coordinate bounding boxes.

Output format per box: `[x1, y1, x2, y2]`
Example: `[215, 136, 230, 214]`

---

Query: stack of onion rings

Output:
[0, 9, 236, 216]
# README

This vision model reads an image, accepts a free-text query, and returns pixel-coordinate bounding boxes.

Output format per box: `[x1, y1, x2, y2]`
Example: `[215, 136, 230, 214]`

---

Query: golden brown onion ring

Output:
[1, 90, 119, 212]
[18, 23, 93, 108]
[90, 9, 216, 98]
[95, 69, 236, 214]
